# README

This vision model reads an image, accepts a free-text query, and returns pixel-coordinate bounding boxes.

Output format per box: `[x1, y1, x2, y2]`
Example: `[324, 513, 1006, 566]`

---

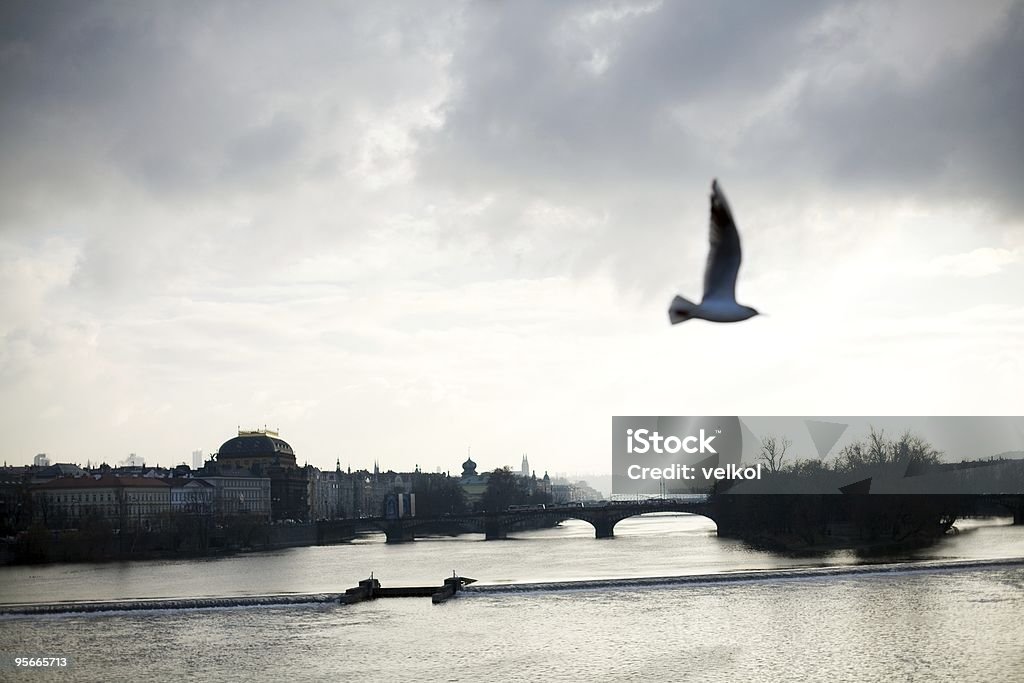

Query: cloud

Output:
[769, 1, 1024, 213]
[403, 0, 1024, 295]
[1, 1, 1022, 469]
[922, 247, 1022, 278]
[420, 1, 1020, 198]
[0, 1, 454, 218]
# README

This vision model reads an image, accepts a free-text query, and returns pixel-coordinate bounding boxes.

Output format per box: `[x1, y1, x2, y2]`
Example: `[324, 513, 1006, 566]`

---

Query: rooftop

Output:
[36, 476, 172, 490]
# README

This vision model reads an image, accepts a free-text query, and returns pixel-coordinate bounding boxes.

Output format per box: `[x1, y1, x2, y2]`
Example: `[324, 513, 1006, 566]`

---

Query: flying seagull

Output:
[668, 180, 759, 324]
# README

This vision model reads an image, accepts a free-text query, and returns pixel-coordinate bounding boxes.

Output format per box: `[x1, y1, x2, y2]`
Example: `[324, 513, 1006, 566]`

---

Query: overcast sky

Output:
[2, 1, 1022, 474]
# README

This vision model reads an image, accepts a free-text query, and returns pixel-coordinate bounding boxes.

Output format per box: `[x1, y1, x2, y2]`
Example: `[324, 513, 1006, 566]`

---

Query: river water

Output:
[1, 514, 1022, 681]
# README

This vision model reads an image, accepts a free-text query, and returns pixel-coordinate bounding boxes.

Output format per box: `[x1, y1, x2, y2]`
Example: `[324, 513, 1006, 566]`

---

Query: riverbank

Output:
[0, 515, 568, 566]
[0, 518, 361, 566]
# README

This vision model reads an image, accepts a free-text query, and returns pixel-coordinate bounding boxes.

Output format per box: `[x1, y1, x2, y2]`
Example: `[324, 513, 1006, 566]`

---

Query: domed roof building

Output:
[213, 428, 307, 522]
[458, 451, 488, 506]
[217, 429, 297, 470]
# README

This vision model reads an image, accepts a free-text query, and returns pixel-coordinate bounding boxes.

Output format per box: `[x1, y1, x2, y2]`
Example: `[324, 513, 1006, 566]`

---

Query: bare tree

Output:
[759, 435, 792, 473]
[837, 427, 942, 472]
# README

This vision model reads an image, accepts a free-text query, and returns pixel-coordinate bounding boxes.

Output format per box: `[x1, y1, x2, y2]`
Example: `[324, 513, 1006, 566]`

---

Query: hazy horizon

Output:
[2, 1, 1023, 472]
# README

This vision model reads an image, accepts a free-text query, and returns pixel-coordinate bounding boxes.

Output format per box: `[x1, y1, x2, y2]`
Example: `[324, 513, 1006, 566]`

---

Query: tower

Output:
[521, 453, 529, 477]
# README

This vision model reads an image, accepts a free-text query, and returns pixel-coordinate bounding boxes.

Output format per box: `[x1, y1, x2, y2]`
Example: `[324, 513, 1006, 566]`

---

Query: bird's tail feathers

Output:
[668, 295, 697, 324]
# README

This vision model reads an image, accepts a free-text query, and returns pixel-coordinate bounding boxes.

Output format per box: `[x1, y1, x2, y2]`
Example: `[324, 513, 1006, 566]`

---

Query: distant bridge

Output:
[355, 500, 717, 543]
[349, 494, 1024, 544]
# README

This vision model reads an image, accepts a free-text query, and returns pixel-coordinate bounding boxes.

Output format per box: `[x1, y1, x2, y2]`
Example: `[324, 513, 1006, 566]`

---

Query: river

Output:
[1, 514, 1021, 681]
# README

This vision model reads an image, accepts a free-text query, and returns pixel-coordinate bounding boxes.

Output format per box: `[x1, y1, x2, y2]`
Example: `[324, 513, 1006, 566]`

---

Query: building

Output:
[215, 429, 308, 521]
[308, 463, 346, 521]
[196, 464, 271, 520]
[549, 476, 602, 503]
[33, 476, 172, 531]
[31, 463, 87, 484]
[339, 468, 375, 518]
[459, 455, 489, 506]
[0, 468, 31, 532]
[192, 449, 204, 470]
[33, 453, 50, 467]
[168, 478, 214, 515]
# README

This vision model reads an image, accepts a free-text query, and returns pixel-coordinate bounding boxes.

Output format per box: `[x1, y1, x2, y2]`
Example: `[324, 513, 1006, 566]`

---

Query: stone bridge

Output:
[356, 501, 717, 543]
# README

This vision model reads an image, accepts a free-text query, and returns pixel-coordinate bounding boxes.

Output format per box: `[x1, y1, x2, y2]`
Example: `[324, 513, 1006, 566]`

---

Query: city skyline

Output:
[2, 2, 1023, 473]
[20, 435, 602, 485]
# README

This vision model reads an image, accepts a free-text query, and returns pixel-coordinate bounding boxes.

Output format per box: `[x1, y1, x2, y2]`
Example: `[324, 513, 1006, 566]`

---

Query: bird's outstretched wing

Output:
[702, 179, 742, 303]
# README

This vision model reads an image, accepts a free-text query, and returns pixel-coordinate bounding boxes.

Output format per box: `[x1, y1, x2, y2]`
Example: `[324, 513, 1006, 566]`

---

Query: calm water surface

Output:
[1, 515, 1022, 681]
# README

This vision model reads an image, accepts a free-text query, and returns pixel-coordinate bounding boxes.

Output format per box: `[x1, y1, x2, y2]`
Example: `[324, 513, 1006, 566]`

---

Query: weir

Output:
[0, 573, 479, 616]
[3, 559, 1021, 617]
[462, 557, 1024, 595]
[0, 593, 343, 617]
[341, 573, 476, 604]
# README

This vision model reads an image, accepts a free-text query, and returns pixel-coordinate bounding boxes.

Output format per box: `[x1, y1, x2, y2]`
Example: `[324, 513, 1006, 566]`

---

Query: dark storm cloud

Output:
[1, 0, 1020, 298]
[410, 1, 833, 287]
[418, 0, 1024, 215]
[0, 0, 452, 218]
[772, 5, 1024, 213]
[417, 1, 817, 189]
[0, 0, 460, 303]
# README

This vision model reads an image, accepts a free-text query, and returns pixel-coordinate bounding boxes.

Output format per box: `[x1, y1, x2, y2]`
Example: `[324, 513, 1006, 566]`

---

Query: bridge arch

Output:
[557, 504, 718, 539]
[359, 516, 485, 543]
[500, 503, 718, 539]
